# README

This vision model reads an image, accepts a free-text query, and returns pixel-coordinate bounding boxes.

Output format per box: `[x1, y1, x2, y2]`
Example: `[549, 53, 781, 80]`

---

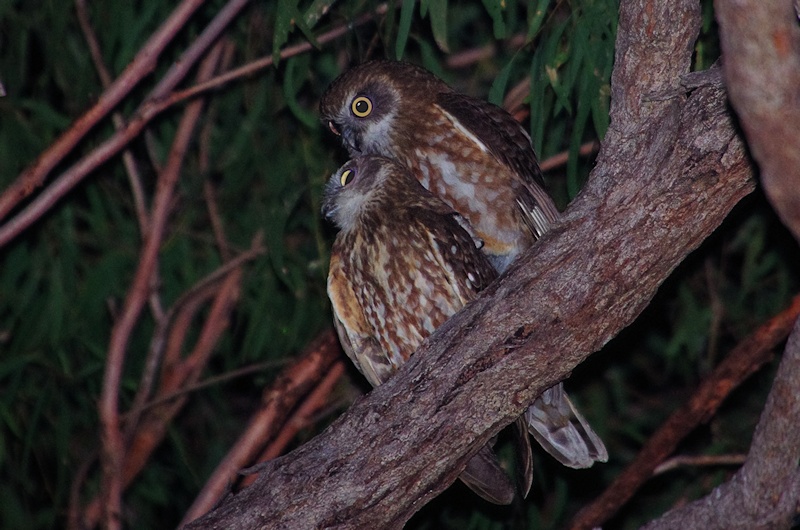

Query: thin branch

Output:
[179, 329, 341, 526]
[254, 360, 346, 463]
[0, 0, 253, 248]
[0, 0, 207, 221]
[653, 453, 746, 476]
[74, 0, 151, 236]
[98, 47, 222, 530]
[539, 141, 599, 172]
[124, 359, 292, 417]
[570, 295, 800, 529]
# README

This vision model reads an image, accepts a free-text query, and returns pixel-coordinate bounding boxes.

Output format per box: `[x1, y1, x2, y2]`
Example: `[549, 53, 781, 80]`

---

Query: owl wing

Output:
[418, 208, 499, 299]
[436, 92, 560, 239]
[327, 250, 394, 387]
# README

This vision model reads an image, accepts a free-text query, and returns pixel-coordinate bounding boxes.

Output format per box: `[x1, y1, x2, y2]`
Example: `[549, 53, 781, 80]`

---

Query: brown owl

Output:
[320, 61, 607, 470]
[324, 155, 532, 504]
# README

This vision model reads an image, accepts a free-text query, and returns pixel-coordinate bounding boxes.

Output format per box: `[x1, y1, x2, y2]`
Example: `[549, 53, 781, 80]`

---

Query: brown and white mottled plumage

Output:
[320, 60, 559, 273]
[321, 61, 607, 470]
[323, 155, 531, 504]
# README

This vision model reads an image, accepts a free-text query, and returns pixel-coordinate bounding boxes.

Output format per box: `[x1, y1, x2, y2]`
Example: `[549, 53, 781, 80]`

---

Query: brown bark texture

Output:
[641, 315, 800, 530]
[185, 0, 758, 527]
[715, 0, 800, 243]
[635, 1, 800, 527]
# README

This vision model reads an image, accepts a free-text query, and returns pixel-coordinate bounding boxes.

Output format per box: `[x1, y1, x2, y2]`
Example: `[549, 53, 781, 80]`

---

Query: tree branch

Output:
[641, 314, 800, 530]
[185, 1, 758, 526]
[715, 0, 800, 242]
[570, 294, 800, 530]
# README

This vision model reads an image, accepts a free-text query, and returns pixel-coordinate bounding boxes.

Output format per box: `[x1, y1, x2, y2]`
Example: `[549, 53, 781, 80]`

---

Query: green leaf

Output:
[488, 56, 516, 106]
[273, 0, 295, 63]
[283, 57, 318, 128]
[526, 0, 552, 42]
[396, 0, 416, 60]
[273, 0, 320, 63]
[428, 0, 449, 53]
[302, 0, 337, 27]
[481, 0, 506, 39]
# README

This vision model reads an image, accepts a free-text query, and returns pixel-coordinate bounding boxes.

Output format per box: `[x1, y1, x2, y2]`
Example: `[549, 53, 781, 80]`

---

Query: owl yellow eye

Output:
[340, 169, 355, 186]
[351, 96, 372, 118]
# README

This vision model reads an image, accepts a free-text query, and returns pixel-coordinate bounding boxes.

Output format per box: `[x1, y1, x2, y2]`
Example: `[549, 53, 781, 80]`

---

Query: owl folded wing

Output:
[327, 251, 394, 387]
[436, 92, 561, 239]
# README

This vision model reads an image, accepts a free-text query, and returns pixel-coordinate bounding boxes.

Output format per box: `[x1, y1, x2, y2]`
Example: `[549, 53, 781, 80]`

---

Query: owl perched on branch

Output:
[321, 61, 607, 470]
[324, 155, 532, 504]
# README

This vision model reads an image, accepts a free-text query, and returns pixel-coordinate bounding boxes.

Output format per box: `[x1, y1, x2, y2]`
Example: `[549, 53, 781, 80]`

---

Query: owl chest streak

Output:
[403, 115, 529, 256]
[349, 226, 464, 370]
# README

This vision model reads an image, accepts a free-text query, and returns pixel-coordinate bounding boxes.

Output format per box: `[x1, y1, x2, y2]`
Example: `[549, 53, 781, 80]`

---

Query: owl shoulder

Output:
[435, 92, 546, 188]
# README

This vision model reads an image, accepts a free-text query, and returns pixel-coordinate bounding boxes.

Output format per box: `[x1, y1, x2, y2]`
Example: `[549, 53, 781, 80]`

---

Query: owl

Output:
[320, 60, 607, 470]
[324, 155, 532, 504]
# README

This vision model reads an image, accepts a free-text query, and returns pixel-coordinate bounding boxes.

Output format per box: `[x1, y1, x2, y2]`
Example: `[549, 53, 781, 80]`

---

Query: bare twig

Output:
[74, 0, 151, 236]
[98, 46, 223, 530]
[254, 360, 345, 463]
[125, 358, 291, 417]
[0, 0, 207, 222]
[653, 453, 746, 475]
[539, 141, 599, 172]
[179, 329, 341, 526]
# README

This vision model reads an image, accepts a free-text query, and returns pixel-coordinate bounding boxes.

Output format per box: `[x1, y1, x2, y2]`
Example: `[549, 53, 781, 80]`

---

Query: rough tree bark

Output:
[185, 0, 761, 527]
[715, 0, 800, 243]
[637, 1, 800, 528]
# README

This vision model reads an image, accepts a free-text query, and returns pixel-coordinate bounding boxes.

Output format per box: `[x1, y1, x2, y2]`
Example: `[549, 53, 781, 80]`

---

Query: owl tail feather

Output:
[458, 444, 515, 505]
[458, 417, 533, 505]
[525, 383, 608, 469]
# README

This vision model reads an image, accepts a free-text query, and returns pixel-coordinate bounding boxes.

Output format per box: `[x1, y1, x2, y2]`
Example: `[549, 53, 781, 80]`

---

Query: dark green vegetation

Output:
[0, 0, 797, 528]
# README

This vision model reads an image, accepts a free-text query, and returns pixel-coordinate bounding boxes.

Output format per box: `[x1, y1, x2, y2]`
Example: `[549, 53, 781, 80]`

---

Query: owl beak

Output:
[340, 127, 361, 154]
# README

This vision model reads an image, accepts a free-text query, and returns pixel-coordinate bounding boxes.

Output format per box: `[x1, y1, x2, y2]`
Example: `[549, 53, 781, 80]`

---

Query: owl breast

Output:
[399, 110, 534, 262]
[348, 223, 467, 370]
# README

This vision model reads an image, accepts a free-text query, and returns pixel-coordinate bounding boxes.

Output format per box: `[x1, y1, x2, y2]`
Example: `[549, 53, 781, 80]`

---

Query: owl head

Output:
[322, 155, 394, 232]
[319, 61, 450, 156]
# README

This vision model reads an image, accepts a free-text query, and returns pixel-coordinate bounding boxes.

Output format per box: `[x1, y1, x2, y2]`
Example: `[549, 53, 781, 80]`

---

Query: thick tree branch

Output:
[641, 314, 800, 530]
[630, 2, 800, 527]
[571, 294, 800, 530]
[715, 0, 800, 242]
[185, 1, 757, 527]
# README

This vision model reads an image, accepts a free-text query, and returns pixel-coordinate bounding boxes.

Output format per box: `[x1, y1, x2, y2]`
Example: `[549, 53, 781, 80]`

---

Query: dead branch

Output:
[179, 329, 341, 526]
[570, 294, 800, 530]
